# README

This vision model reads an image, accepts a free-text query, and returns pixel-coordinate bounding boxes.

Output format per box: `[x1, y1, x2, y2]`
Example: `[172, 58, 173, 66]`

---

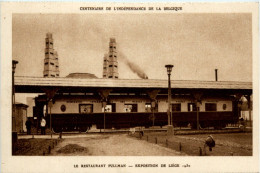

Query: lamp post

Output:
[165, 64, 174, 135]
[12, 60, 18, 154]
[102, 101, 107, 133]
[12, 60, 18, 132]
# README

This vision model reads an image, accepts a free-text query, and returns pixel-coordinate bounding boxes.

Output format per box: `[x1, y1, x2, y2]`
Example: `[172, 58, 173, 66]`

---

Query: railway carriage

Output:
[33, 88, 244, 132]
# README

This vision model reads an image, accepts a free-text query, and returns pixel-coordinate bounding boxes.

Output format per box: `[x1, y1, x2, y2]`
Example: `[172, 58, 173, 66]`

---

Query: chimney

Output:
[215, 69, 218, 81]
[106, 38, 119, 79]
[43, 33, 60, 78]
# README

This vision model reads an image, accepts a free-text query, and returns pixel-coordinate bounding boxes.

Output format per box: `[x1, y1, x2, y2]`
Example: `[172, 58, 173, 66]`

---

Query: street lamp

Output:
[165, 64, 174, 135]
[12, 60, 18, 132]
[102, 101, 107, 133]
[12, 60, 18, 154]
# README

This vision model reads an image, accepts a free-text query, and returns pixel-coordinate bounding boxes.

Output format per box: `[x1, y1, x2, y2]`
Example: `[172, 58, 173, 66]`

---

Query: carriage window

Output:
[205, 103, 217, 111]
[79, 104, 93, 113]
[188, 103, 196, 111]
[223, 104, 227, 110]
[124, 104, 137, 112]
[145, 103, 152, 112]
[102, 103, 116, 112]
[172, 103, 181, 112]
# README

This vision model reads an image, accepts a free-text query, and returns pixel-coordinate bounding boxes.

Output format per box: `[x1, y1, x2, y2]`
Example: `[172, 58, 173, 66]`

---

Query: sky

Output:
[12, 13, 252, 82]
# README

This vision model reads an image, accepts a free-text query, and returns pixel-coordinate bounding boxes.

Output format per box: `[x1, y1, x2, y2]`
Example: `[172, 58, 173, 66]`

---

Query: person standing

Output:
[40, 117, 46, 135]
[25, 118, 32, 135]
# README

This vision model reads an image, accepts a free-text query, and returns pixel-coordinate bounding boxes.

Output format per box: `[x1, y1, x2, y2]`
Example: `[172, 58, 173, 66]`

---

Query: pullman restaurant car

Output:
[20, 77, 252, 133]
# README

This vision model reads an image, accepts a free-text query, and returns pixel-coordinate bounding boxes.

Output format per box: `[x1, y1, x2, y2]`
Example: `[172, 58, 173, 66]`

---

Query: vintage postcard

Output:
[1, 2, 259, 173]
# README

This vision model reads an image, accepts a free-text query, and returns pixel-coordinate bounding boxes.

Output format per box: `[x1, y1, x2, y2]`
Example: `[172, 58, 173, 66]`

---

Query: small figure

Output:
[25, 118, 32, 135]
[239, 117, 246, 131]
[40, 117, 46, 135]
[204, 135, 215, 152]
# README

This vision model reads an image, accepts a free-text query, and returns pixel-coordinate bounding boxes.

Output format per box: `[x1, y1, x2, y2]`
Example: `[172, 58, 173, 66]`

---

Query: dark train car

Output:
[36, 93, 240, 132]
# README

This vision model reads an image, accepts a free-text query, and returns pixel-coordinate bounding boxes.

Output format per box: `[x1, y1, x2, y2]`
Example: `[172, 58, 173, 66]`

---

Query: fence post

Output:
[147, 135, 148, 141]
[155, 137, 157, 144]
[59, 132, 62, 139]
[179, 142, 182, 151]
[199, 147, 202, 156]
[166, 139, 168, 147]
[48, 146, 51, 154]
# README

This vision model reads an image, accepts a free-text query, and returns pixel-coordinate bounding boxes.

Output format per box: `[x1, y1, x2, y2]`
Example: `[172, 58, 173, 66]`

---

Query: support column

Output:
[41, 87, 59, 136]
[245, 95, 252, 127]
[192, 91, 203, 130]
[147, 90, 160, 127]
[98, 89, 112, 132]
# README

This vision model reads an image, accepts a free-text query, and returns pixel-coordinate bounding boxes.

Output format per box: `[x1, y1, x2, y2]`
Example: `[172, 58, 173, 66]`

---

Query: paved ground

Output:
[135, 132, 252, 156]
[17, 132, 252, 156]
[49, 134, 186, 156]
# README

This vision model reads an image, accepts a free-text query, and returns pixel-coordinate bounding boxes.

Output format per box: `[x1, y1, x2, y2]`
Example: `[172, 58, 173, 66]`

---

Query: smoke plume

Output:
[119, 52, 148, 79]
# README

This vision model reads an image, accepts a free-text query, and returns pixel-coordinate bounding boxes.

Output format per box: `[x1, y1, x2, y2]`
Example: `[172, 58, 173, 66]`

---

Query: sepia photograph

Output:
[1, 2, 259, 173]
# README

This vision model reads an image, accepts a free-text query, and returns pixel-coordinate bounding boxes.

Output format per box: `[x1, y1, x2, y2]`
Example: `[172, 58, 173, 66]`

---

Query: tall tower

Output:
[54, 51, 60, 77]
[103, 54, 108, 78]
[107, 38, 119, 79]
[43, 33, 60, 77]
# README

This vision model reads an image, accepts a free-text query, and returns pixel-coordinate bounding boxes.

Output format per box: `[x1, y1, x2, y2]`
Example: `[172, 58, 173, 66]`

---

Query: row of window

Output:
[109, 76, 118, 78]
[109, 46, 116, 49]
[44, 62, 59, 67]
[109, 55, 117, 58]
[44, 74, 56, 77]
[103, 65, 118, 69]
[103, 75, 118, 78]
[45, 52, 54, 55]
[77, 103, 220, 113]
[46, 42, 53, 45]
[171, 103, 218, 112]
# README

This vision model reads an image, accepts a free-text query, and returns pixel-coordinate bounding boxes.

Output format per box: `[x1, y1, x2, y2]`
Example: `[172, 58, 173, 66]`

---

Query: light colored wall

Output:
[158, 101, 168, 112]
[201, 99, 232, 111]
[116, 102, 124, 112]
[49, 99, 103, 114]
[217, 101, 232, 111]
[138, 102, 146, 112]
[50, 101, 79, 113]
[23, 109, 27, 132]
[26, 97, 35, 117]
[15, 107, 27, 133]
[112, 97, 150, 113]
[48, 97, 233, 113]
[94, 103, 102, 113]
